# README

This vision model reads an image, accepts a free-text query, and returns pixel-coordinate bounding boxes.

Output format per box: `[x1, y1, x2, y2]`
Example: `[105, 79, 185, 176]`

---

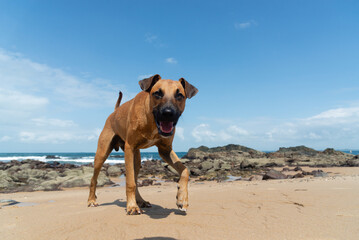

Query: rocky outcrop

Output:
[179, 144, 357, 181]
[0, 160, 112, 193]
[0, 144, 357, 192]
[267, 146, 354, 167]
[263, 169, 287, 180]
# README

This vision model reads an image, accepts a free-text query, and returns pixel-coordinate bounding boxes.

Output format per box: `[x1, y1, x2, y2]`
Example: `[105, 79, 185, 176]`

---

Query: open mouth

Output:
[156, 121, 177, 136]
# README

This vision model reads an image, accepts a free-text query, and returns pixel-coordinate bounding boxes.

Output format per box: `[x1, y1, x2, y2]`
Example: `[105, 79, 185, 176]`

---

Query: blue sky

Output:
[1, 0, 359, 152]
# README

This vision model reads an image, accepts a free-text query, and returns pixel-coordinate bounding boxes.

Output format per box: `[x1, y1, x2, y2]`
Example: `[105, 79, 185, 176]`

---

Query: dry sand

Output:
[1, 167, 359, 240]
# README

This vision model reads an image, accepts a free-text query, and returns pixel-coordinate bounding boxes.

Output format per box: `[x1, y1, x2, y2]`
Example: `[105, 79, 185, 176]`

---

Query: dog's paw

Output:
[176, 201, 188, 212]
[176, 189, 188, 212]
[87, 200, 99, 207]
[126, 203, 143, 215]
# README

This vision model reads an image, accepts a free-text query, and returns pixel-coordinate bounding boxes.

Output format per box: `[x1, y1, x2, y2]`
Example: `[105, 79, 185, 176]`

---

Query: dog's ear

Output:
[139, 74, 161, 92]
[179, 78, 198, 99]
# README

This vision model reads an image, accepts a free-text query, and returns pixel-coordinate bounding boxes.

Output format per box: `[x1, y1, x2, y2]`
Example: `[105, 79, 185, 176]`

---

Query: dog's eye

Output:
[153, 90, 163, 99]
[175, 92, 184, 101]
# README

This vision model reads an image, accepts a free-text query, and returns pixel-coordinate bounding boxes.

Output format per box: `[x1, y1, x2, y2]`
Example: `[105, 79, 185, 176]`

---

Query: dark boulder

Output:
[293, 173, 304, 178]
[138, 179, 154, 187]
[322, 148, 344, 155]
[45, 155, 61, 159]
[294, 166, 302, 171]
[277, 145, 318, 156]
[311, 170, 328, 178]
[263, 169, 287, 180]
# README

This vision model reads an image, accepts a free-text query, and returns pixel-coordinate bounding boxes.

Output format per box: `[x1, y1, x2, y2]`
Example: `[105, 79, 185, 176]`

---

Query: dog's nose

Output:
[162, 107, 175, 118]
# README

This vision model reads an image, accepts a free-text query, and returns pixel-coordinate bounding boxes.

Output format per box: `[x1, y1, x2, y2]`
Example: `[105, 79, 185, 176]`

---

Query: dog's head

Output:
[139, 74, 198, 137]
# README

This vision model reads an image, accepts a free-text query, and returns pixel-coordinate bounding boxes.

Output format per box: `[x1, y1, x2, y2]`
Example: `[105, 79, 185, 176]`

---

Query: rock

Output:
[138, 179, 154, 187]
[263, 169, 287, 180]
[215, 172, 228, 182]
[181, 158, 190, 163]
[190, 168, 202, 176]
[293, 173, 304, 178]
[201, 161, 214, 171]
[45, 170, 59, 179]
[183, 144, 265, 160]
[61, 178, 86, 188]
[46, 155, 61, 159]
[240, 159, 256, 169]
[249, 175, 263, 181]
[0, 160, 113, 193]
[264, 162, 279, 168]
[40, 180, 61, 191]
[109, 154, 124, 159]
[311, 170, 328, 178]
[345, 158, 359, 167]
[192, 159, 201, 164]
[213, 160, 221, 170]
[220, 162, 231, 170]
[294, 166, 302, 171]
[277, 146, 318, 156]
[322, 148, 344, 155]
[196, 177, 208, 181]
[282, 167, 290, 172]
[107, 165, 123, 176]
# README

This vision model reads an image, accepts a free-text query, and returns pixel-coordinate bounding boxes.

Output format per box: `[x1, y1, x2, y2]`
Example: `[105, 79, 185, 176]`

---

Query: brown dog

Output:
[88, 74, 198, 214]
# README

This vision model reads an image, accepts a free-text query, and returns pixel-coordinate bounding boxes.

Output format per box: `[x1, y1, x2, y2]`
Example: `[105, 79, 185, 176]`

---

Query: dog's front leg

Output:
[158, 147, 189, 212]
[124, 144, 142, 215]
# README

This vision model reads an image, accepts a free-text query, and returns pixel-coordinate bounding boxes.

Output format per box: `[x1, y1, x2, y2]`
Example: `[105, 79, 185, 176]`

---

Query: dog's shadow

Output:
[100, 199, 186, 219]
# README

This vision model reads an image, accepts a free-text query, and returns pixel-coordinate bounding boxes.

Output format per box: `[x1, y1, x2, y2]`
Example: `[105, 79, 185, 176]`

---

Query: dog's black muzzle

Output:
[153, 104, 181, 137]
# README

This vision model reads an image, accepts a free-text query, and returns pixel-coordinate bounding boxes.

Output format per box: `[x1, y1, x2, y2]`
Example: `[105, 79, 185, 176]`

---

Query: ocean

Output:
[0, 152, 187, 165]
[0, 150, 357, 165]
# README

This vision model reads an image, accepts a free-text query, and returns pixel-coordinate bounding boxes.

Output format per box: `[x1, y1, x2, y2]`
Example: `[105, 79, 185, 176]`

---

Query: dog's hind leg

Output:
[158, 147, 189, 212]
[88, 126, 114, 207]
[134, 149, 151, 208]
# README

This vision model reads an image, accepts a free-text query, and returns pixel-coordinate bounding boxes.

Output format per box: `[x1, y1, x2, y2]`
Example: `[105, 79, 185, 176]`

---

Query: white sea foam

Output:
[0, 156, 48, 162]
[0, 152, 173, 165]
[0, 156, 129, 164]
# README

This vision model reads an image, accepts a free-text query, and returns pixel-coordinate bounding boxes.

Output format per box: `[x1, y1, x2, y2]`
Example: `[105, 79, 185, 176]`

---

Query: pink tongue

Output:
[160, 122, 174, 133]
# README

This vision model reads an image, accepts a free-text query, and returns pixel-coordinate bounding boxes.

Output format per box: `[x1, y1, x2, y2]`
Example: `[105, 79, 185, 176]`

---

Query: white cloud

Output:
[31, 118, 76, 128]
[192, 106, 359, 150]
[0, 88, 49, 111]
[0, 88, 49, 124]
[0, 136, 11, 142]
[215, 125, 250, 142]
[0, 48, 134, 148]
[176, 127, 185, 140]
[137, 74, 154, 80]
[19, 130, 99, 144]
[234, 20, 257, 30]
[166, 57, 177, 64]
[145, 33, 166, 48]
[308, 107, 359, 122]
[192, 124, 216, 142]
[264, 106, 359, 148]
[145, 33, 158, 43]
[0, 48, 126, 108]
[227, 125, 249, 136]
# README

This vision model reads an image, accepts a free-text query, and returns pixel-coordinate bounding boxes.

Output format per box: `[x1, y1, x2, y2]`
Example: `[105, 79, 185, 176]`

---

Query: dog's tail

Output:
[115, 91, 122, 110]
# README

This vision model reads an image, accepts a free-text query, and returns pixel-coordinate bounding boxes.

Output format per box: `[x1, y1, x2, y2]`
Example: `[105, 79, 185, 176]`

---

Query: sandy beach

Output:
[1, 167, 359, 240]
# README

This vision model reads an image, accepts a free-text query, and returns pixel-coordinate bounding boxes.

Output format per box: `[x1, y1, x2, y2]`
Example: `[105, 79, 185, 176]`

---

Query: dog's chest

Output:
[140, 129, 160, 149]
